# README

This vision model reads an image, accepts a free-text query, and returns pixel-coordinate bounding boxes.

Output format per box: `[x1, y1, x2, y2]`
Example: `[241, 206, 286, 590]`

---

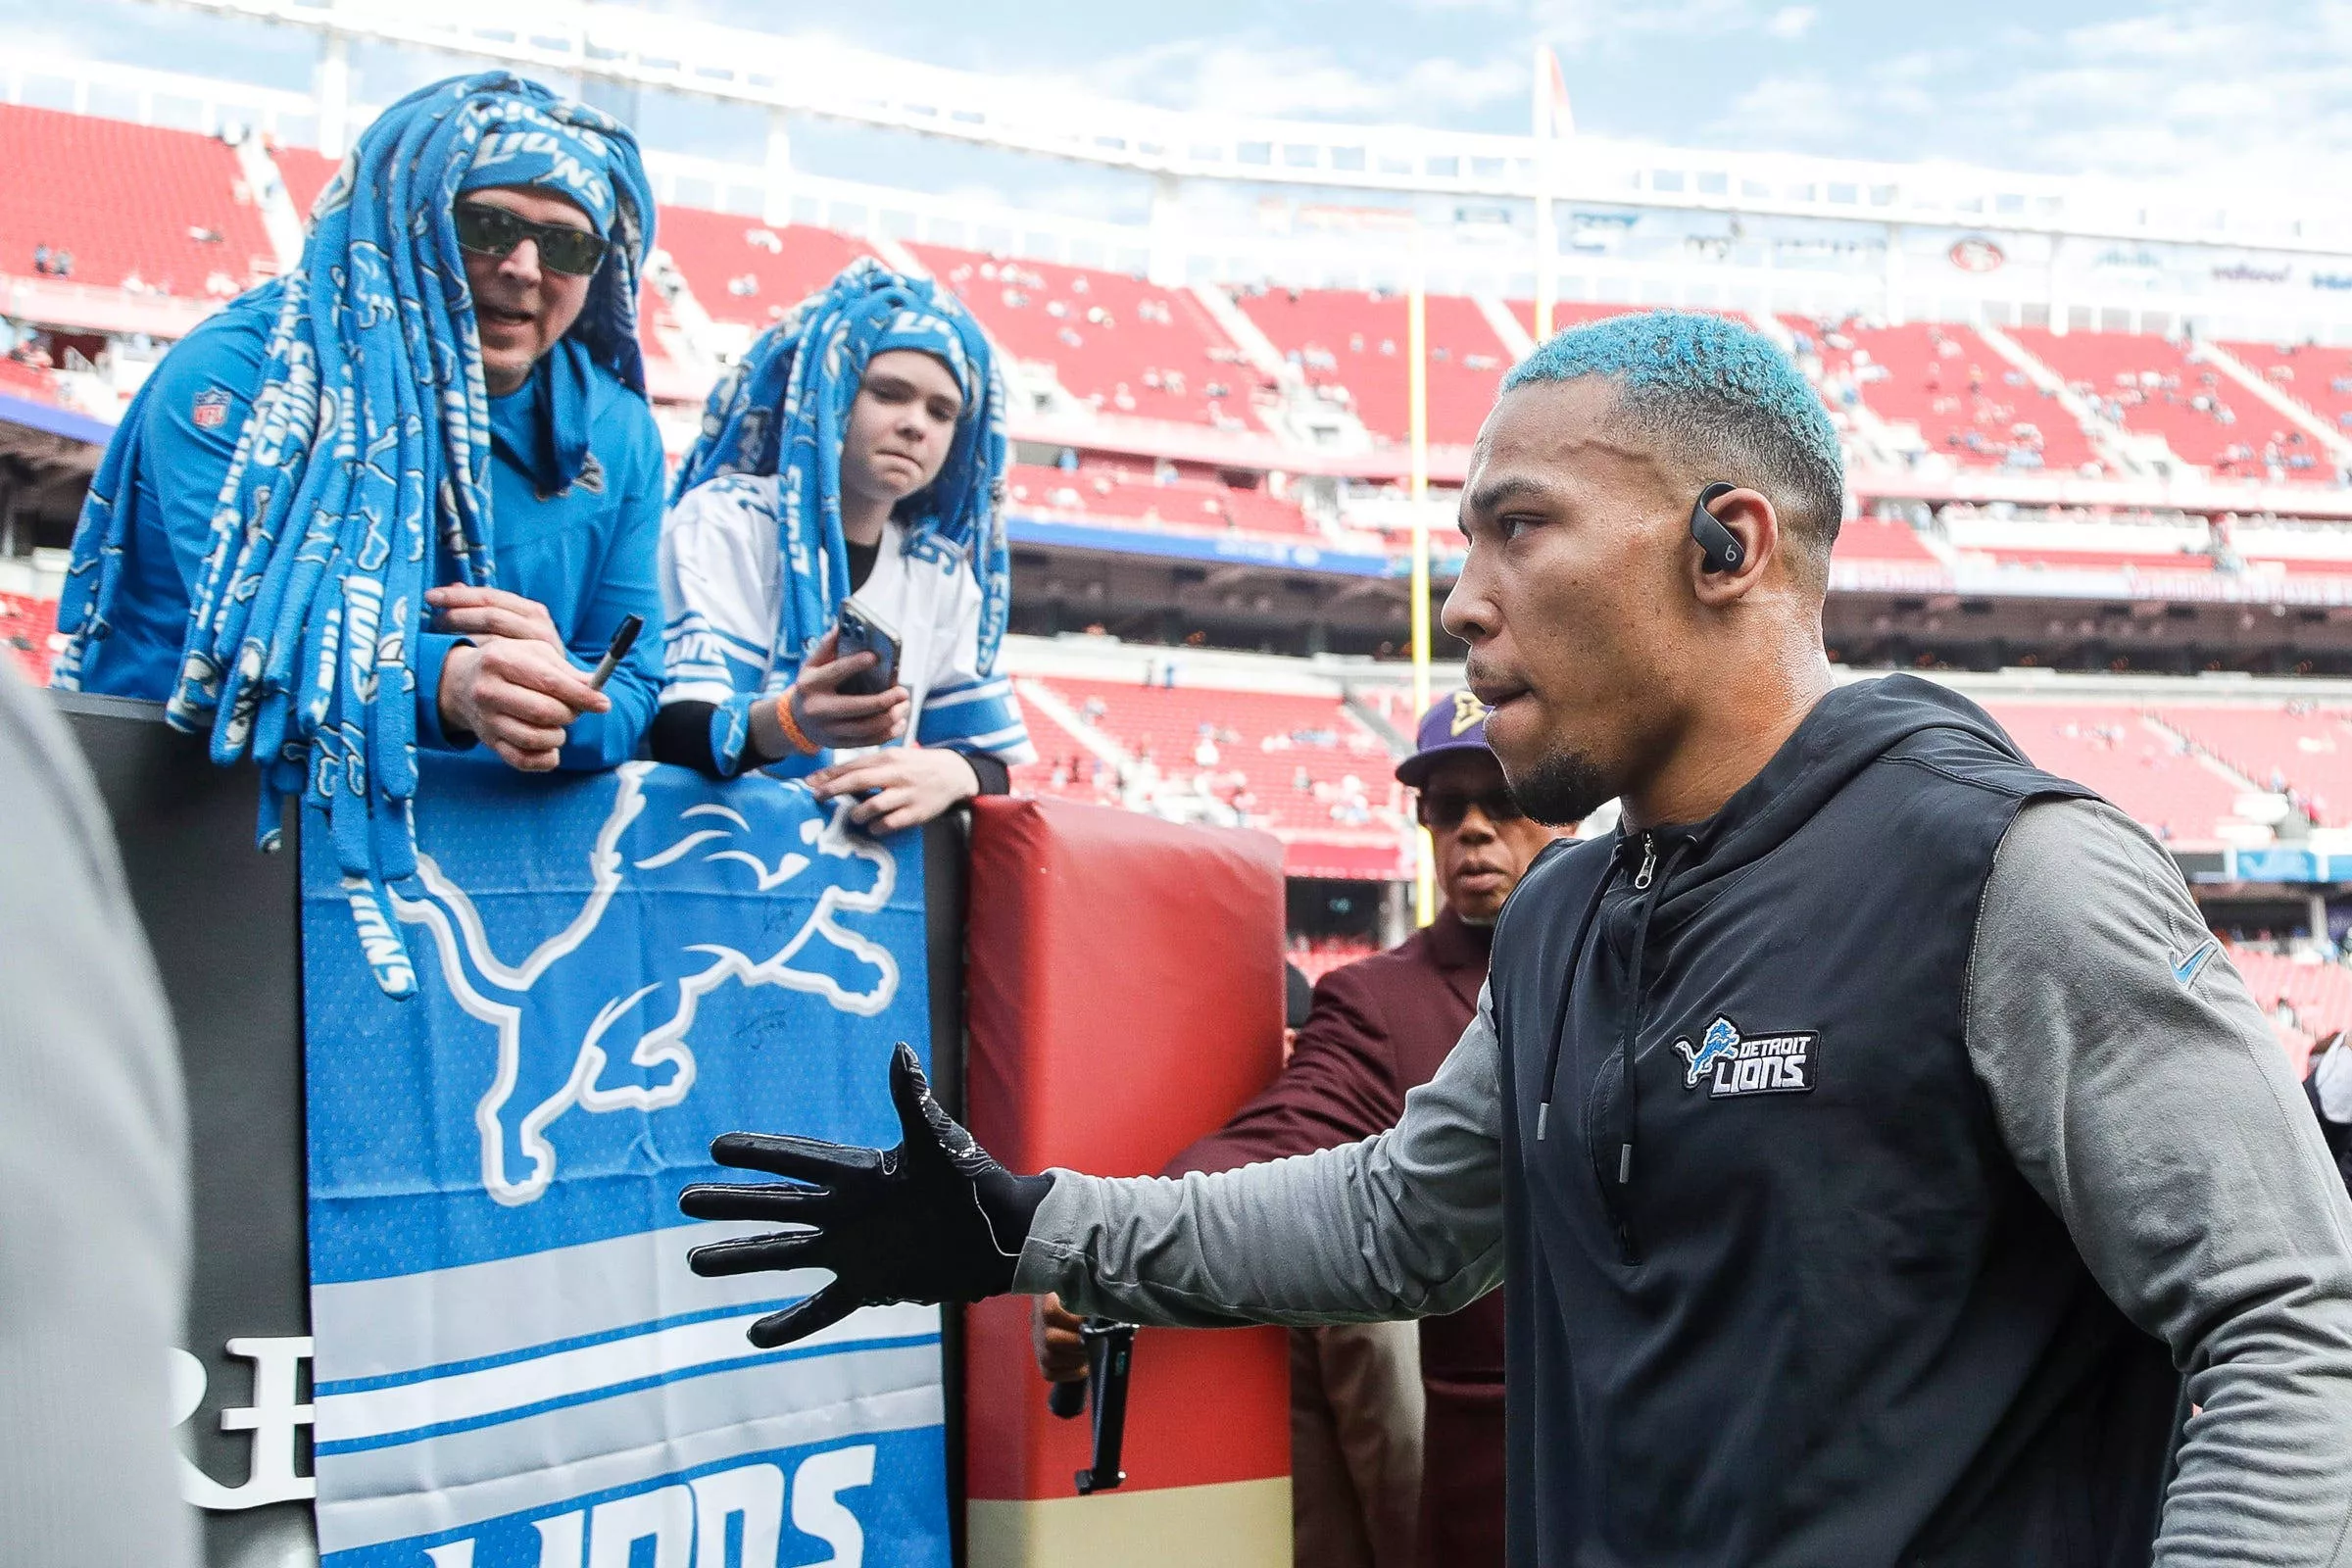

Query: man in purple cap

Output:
[1035, 690, 1563, 1568]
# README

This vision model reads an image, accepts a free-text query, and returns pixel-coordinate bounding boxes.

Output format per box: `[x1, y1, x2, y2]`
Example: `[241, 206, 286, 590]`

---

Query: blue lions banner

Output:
[299, 755, 949, 1567]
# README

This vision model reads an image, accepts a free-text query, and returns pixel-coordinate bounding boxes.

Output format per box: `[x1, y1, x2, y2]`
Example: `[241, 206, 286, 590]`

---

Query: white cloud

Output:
[1084, 36, 1524, 122]
[1764, 5, 1818, 39]
[1714, 73, 1856, 147]
[1669, 0, 2352, 193]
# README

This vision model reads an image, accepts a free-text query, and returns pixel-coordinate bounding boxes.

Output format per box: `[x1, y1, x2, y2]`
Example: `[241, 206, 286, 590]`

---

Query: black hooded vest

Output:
[1489, 674, 2180, 1567]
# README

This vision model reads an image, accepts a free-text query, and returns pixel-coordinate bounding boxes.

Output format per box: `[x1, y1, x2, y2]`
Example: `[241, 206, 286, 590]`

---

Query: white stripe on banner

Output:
[318, 1299, 938, 1449]
[322, 1381, 944, 1551]
[311, 1221, 944, 1551]
[311, 1222, 809, 1385]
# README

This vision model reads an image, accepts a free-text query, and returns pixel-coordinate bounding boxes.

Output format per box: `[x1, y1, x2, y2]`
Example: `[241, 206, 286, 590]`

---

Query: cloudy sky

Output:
[12, 0, 2352, 195]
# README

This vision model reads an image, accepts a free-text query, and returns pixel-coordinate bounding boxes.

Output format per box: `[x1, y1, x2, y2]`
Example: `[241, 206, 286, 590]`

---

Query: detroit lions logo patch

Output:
[1673, 1014, 1817, 1099]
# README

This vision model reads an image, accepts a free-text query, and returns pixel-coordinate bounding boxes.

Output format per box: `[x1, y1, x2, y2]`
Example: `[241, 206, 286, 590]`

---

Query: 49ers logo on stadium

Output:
[1673, 1015, 1816, 1098]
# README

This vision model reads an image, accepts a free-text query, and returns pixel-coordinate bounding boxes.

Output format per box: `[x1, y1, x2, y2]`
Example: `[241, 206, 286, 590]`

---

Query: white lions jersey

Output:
[659, 473, 1034, 776]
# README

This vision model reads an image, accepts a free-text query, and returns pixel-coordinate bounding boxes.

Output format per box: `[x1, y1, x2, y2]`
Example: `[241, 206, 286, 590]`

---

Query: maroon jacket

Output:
[1169, 909, 1504, 1568]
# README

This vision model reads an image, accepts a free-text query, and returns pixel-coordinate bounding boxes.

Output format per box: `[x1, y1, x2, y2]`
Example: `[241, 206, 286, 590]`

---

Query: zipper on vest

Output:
[1535, 839, 1631, 1143]
[1606, 835, 1690, 1265]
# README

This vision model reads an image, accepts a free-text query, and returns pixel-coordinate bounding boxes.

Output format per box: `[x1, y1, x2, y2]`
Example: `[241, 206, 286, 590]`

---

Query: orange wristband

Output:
[774, 691, 820, 757]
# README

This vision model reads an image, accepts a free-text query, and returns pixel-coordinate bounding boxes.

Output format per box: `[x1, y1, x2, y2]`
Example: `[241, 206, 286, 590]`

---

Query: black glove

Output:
[680, 1041, 1053, 1348]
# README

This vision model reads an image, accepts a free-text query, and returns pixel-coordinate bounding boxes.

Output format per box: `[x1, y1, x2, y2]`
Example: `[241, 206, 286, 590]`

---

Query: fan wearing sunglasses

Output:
[58, 74, 667, 780]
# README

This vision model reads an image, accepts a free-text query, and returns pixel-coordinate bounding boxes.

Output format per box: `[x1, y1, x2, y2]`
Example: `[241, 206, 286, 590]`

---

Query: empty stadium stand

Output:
[915, 244, 1268, 431]
[0, 593, 58, 682]
[2150, 706, 2352, 825]
[653, 206, 872, 329]
[1983, 702, 2251, 847]
[1235, 285, 1511, 447]
[1291, 935, 1379, 983]
[1004, 463, 1315, 537]
[1019, 673, 1404, 840]
[1788, 317, 2103, 475]
[2010, 325, 2330, 481]
[1832, 513, 1940, 565]
[272, 143, 339, 222]
[0, 354, 64, 408]
[2224, 945, 2351, 1075]
[2225, 338, 2352, 441]
[1967, 543, 2214, 574]
[0, 104, 273, 298]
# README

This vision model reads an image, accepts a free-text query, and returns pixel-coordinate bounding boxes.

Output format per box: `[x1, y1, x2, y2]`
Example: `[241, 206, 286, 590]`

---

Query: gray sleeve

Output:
[1012, 983, 1506, 1327]
[0, 676, 196, 1568]
[1970, 798, 2352, 1568]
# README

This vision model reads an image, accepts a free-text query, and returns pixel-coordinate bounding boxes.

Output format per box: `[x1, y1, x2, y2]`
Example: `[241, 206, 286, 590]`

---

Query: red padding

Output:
[962, 797, 1292, 1502]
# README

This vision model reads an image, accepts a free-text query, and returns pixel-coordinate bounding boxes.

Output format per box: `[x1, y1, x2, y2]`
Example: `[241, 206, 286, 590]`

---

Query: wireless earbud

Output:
[1689, 481, 1744, 574]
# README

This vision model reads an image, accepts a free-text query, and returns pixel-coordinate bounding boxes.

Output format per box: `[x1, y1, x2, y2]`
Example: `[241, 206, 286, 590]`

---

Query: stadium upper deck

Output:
[17, 48, 2352, 661]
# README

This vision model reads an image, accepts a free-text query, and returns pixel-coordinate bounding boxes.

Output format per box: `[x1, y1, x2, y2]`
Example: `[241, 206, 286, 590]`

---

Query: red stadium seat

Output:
[1234, 286, 1514, 448]
[2010, 326, 2330, 482]
[1025, 667, 1392, 859]
[1290, 935, 1378, 983]
[1832, 514, 1939, 565]
[2221, 339, 2352, 466]
[1004, 463, 1314, 538]
[0, 104, 273, 298]
[1983, 703, 2249, 849]
[272, 145, 340, 224]
[912, 244, 1268, 431]
[1966, 545, 2214, 574]
[2149, 706, 2352, 826]
[2221, 945, 2349, 1076]
[0, 354, 65, 408]
[0, 593, 60, 683]
[1788, 317, 2103, 475]
[655, 206, 874, 328]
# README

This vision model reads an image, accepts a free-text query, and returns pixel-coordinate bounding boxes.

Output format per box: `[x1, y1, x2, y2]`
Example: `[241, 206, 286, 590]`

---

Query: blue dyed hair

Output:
[1502, 310, 1844, 575]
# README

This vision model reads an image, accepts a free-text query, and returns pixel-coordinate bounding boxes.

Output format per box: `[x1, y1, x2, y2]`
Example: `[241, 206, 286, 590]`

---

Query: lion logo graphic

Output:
[388, 761, 900, 1205]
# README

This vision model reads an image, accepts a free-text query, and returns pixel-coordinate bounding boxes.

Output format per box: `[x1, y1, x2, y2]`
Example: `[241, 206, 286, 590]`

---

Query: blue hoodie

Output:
[70, 295, 663, 769]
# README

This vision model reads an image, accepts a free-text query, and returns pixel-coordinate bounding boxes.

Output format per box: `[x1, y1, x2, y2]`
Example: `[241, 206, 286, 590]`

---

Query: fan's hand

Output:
[680, 1042, 1051, 1348]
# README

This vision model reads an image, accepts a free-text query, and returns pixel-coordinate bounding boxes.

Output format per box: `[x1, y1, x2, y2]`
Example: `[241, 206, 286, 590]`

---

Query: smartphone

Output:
[834, 598, 903, 698]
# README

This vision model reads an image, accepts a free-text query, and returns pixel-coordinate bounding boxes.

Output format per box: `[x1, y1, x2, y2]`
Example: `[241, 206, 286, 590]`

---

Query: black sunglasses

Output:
[1418, 786, 1525, 830]
[453, 202, 610, 278]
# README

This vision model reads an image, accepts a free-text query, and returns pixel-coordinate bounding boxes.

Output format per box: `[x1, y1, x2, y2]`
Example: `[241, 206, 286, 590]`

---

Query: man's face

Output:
[461, 185, 597, 398]
[1419, 751, 1561, 924]
[841, 350, 965, 511]
[1443, 376, 1697, 825]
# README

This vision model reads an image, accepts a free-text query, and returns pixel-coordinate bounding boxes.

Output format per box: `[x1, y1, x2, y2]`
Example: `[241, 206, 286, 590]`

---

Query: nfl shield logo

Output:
[191, 388, 231, 429]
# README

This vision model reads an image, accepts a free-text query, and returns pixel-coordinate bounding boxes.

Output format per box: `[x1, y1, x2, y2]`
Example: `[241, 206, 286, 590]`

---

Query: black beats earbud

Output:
[1689, 482, 1744, 573]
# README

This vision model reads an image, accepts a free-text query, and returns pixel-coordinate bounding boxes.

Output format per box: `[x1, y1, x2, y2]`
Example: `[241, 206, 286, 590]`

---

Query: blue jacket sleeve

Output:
[554, 409, 664, 770]
[81, 317, 270, 700]
[413, 632, 475, 755]
[137, 339, 259, 599]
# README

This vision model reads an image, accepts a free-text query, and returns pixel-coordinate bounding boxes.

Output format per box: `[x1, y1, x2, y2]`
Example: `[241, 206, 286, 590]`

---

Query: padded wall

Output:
[961, 797, 1292, 1567]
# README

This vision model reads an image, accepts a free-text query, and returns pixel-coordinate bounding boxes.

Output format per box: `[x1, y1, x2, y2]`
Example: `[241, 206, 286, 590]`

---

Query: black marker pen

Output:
[587, 613, 645, 691]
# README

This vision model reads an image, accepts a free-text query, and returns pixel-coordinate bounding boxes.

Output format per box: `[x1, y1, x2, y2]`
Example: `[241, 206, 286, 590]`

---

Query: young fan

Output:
[654, 261, 1033, 832]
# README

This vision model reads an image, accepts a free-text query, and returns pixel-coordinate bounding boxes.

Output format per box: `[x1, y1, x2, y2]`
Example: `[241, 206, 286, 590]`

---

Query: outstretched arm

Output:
[1015, 986, 1505, 1329]
[678, 994, 1508, 1344]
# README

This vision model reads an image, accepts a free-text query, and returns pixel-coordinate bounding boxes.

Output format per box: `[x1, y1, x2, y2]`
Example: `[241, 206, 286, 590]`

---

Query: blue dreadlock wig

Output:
[673, 258, 1011, 676]
[52, 71, 654, 998]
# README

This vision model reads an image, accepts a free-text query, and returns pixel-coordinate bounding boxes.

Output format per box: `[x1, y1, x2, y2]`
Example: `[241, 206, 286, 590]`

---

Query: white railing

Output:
[27, 30, 2352, 340]
[2, 50, 315, 140]
[128, 0, 2352, 258]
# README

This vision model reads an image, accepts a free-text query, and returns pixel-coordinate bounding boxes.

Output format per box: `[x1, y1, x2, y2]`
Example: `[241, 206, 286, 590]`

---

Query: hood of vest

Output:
[1644, 671, 2030, 924]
